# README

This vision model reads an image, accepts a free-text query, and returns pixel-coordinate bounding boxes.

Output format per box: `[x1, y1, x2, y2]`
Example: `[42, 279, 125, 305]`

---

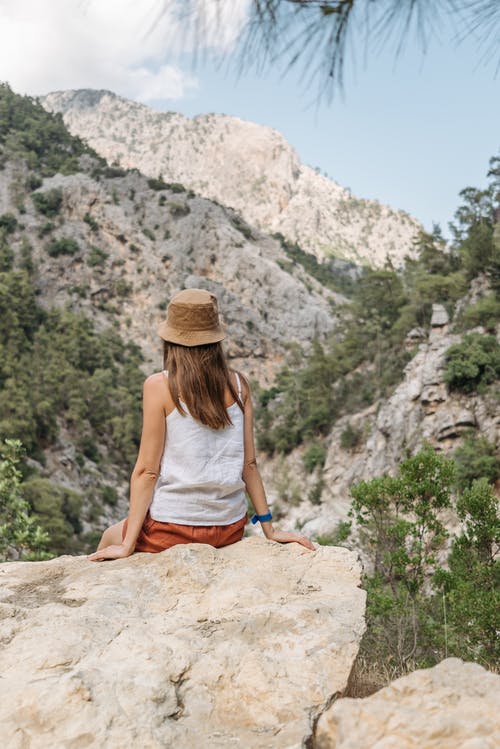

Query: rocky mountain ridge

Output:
[39, 88, 421, 268]
[1, 154, 339, 385]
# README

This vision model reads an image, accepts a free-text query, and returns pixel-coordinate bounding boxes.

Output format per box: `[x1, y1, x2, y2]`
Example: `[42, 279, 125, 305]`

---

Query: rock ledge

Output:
[0, 537, 365, 749]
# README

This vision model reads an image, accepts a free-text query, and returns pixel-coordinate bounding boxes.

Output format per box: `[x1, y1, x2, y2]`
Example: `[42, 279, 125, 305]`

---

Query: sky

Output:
[0, 0, 499, 235]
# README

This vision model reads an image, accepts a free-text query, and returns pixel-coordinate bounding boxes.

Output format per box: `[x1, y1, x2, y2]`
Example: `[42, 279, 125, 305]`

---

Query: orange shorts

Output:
[121, 510, 249, 553]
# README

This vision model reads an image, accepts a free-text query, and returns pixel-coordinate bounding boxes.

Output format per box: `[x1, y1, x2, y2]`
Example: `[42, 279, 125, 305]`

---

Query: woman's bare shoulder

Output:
[143, 371, 169, 396]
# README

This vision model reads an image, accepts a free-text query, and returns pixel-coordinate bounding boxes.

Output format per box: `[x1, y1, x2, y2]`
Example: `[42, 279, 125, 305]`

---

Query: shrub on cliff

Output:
[444, 333, 500, 393]
[0, 439, 50, 562]
[453, 432, 500, 491]
[32, 188, 63, 217]
[434, 478, 499, 663]
[350, 446, 499, 674]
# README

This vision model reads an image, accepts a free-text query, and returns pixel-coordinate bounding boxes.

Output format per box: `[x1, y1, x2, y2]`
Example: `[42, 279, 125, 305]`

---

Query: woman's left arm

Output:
[89, 374, 166, 560]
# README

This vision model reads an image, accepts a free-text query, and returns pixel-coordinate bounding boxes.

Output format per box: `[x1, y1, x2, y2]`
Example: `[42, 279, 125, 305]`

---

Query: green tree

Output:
[434, 479, 499, 664]
[0, 82, 101, 175]
[0, 439, 51, 562]
[453, 432, 500, 491]
[444, 333, 500, 393]
[349, 446, 455, 670]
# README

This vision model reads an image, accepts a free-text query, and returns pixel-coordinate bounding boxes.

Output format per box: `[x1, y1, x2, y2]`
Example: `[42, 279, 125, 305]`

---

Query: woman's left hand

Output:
[266, 529, 316, 551]
[87, 543, 134, 562]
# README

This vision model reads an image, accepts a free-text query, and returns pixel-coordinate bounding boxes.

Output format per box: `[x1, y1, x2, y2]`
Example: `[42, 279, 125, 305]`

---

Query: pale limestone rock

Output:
[430, 303, 449, 328]
[277, 319, 498, 539]
[9, 159, 339, 386]
[39, 88, 421, 268]
[314, 658, 500, 749]
[0, 537, 366, 749]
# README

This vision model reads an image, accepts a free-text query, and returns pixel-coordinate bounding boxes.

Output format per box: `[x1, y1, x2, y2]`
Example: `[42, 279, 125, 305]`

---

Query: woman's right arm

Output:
[240, 375, 315, 551]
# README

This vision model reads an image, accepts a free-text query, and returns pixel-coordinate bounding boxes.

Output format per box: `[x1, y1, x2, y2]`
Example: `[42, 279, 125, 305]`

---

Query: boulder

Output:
[0, 537, 366, 749]
[314, 658, 500, 749]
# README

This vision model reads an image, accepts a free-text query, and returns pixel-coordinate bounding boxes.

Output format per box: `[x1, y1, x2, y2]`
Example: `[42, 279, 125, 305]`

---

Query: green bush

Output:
[231, 215, 253, 240]
[37, 221, 55, 238]
[0, 439, 51, 561]
[340, 423, 362, 451]
[168, 201, 190, 217]
[114, 279, 133, 297]
[0, 237, 14, 271]
[0, 213, 18, 234]
[453, 432, 499, 491]
[350, 447, 498, 672]
[316, 521, 351, 546]
[434, 478, 499, 663]
[87, 246, 108, 267]
[46, 237, 79, 257]
[458, 295, 500, 333]
[350, 447, 454, 670]
[170, 183, 186, 193]
[101, 485, 119, 506]
[32, 188, 63, 217]
[444, 333, 500, 392]
[25, 174, 42, 191]
[101, 166, 127, 178]
[83, 212, 99, 232]
[147, 176, 169, 191]
[303, 442, 327, 473]
[22, 476, 84, 555]
[308, 477, 325, 505]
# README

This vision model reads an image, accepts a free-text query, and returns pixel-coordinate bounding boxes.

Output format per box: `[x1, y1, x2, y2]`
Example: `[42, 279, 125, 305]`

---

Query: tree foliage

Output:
[0, 267, 145, 467]
[0, 82, 100, 176]
[0, 439, 50, 562]
[178, 1, 500, 99]
[350, 447, 499, 671]
[444, 333, 500, 393]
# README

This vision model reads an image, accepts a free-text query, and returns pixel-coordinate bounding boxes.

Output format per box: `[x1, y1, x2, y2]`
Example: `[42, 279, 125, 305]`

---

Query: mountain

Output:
[39, 88, 421, 268]
[0, 82, 341, 555]
[1, 83, 497, 565]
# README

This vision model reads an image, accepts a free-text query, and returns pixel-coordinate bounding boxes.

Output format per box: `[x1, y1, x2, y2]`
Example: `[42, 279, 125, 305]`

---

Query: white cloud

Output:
[0, 0, 250, 105]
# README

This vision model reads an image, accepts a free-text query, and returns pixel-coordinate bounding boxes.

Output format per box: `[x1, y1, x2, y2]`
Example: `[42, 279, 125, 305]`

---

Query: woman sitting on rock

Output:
[88, 288, 314, 560]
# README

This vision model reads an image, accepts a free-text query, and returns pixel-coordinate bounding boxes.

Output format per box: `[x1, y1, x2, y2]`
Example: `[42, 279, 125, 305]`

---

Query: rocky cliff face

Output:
[261, 300, 499, 536]
[2, 153, 339, 385]
[0, 537, 366, 749]
[39, 89, 420, 268]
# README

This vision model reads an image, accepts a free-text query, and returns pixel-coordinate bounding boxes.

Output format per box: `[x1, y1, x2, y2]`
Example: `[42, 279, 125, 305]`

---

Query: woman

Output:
[88, 288, 314, 561]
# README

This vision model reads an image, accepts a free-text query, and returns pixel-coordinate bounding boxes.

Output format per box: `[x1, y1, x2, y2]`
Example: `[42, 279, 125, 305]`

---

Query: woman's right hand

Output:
[266, 529, 316, 550]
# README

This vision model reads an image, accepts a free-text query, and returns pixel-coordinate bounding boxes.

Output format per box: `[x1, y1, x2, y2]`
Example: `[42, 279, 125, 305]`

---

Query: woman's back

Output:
[148, 370, 247, 525]
[88, 287, 315, 562]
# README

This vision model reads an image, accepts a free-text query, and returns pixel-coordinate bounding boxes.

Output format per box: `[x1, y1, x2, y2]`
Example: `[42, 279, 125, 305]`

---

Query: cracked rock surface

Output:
[0, 537, 365, 748]
[314, 658, 500, 749]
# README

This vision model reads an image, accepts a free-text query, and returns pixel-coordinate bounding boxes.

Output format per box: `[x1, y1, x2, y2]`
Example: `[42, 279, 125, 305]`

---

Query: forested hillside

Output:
[0, 82, 339, 558]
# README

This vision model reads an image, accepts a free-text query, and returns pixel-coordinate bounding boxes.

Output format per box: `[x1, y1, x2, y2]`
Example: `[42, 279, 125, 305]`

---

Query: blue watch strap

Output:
[251, 512, 273, 524]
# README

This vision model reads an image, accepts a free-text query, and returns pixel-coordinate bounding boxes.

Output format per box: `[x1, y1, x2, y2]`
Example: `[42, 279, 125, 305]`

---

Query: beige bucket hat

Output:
[157, 288, 227, 346]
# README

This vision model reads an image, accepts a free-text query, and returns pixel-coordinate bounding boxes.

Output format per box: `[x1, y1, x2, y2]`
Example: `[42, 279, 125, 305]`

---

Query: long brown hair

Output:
[163, 341, 244, 429]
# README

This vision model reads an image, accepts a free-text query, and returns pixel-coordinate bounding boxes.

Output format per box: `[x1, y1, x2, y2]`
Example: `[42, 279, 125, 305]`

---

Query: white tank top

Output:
[148, 370, 247, 525]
